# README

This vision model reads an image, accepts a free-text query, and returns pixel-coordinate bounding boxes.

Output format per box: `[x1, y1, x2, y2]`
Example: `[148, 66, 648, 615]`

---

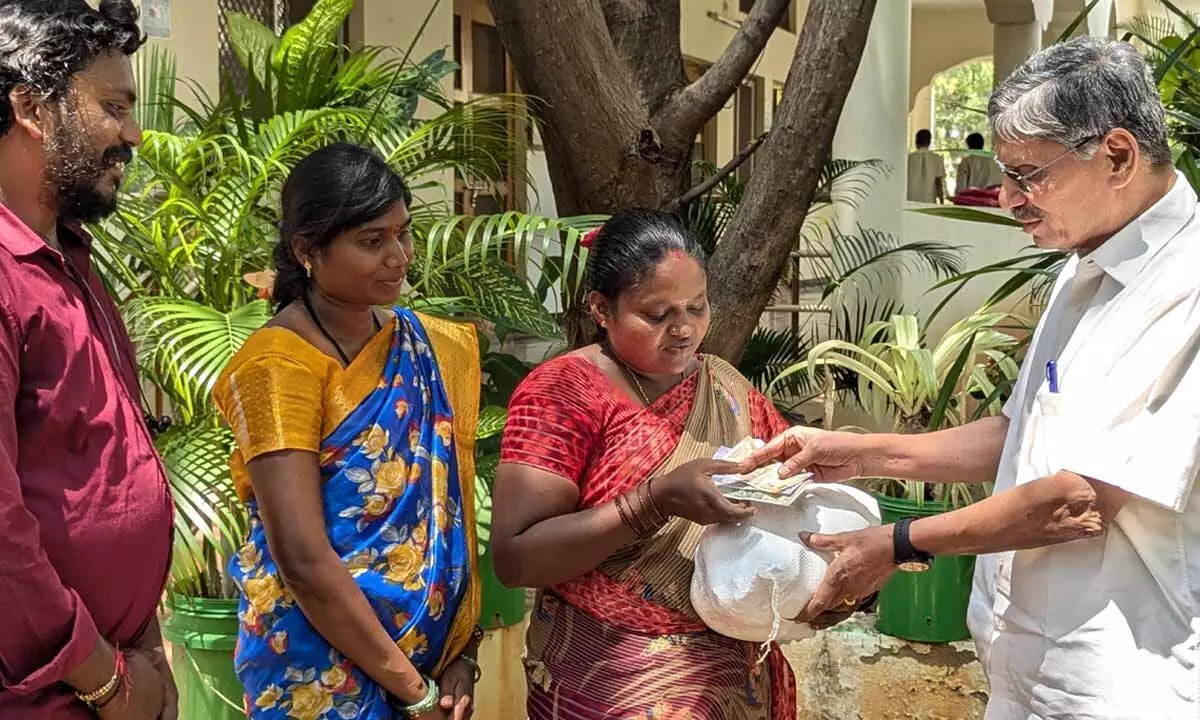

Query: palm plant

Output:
[773, 311, 1022, 507]
[683, 159, 968, 409]
[1119, 0, 1200, 191]
[89, 0, 591, 599]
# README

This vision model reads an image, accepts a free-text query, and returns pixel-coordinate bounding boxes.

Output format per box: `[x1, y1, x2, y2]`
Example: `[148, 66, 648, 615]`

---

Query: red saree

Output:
[501, 354, 796, 719]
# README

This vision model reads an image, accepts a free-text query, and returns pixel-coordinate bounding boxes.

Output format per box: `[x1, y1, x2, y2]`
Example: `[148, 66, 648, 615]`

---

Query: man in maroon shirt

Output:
[0, 1, 175, 718]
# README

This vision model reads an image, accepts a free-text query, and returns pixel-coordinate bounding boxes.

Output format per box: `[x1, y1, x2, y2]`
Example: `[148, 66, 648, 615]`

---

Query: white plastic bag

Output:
[690, 483, 881, 644]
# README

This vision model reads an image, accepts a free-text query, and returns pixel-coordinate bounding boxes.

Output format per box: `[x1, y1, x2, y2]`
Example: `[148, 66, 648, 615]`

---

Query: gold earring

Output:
[303, 260, 312, 278]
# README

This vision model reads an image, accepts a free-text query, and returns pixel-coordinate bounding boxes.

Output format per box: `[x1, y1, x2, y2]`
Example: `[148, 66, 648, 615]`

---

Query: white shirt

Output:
[969, 173, 1200, 720]
[907, 149, 945, 203]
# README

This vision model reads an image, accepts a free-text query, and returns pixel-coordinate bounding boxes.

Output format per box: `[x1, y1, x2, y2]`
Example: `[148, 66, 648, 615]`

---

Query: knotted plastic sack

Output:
[690, 483, 881, 645]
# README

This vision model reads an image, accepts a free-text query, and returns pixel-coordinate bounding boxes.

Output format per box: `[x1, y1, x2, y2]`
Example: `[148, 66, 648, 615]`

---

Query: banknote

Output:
[711, 438, 812, 506]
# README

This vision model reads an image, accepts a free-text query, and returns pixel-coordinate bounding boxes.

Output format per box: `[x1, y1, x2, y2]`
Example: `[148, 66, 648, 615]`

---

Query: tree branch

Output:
[655, 0, 791, 140]
[703, 0, 879, 363]
[597, 0, 686, 115]
[665, 132, 768, 212]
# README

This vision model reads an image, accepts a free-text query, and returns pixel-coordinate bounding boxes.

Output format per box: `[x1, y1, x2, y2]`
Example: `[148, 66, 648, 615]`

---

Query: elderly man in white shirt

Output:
[743, 37, 1200, 719]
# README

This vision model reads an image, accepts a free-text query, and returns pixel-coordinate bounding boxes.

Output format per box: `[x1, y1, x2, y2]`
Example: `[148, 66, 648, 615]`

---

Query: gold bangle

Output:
[640, 480, 667, 527]
[77, 651, 124, 708]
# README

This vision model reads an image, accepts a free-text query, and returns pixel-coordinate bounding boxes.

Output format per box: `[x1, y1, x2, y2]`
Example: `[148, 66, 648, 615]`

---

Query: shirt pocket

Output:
[1029, 387, 1074, 479]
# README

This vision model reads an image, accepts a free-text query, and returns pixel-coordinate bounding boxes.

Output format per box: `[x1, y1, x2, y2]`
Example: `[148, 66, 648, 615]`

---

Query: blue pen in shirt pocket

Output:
[1045, 360, 1059, 393]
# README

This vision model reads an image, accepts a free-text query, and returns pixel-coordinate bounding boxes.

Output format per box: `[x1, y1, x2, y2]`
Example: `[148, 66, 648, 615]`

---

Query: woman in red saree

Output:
[492, 210, 813, 719]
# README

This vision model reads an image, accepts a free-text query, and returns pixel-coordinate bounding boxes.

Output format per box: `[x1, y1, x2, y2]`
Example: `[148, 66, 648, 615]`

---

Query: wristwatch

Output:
[893, 517, 933, 572]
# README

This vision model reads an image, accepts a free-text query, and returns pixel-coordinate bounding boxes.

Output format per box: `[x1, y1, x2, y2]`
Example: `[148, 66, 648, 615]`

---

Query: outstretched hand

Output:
[738, 427, 869, 483]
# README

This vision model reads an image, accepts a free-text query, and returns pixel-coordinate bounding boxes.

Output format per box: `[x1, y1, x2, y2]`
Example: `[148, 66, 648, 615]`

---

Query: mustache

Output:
[1012, 206, 1045, 223]
[103, 144, 134, 168]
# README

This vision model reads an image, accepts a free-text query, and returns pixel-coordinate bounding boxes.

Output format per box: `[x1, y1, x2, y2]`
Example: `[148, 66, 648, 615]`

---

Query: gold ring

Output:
[841, 596, 857, 608]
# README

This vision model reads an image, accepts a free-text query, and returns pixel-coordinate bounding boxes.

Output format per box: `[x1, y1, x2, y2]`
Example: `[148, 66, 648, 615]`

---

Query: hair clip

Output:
[580, 228, 600, 249]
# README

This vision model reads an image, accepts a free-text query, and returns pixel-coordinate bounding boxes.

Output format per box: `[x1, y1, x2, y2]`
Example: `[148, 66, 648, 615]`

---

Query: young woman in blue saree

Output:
[214, 145, 482, 720]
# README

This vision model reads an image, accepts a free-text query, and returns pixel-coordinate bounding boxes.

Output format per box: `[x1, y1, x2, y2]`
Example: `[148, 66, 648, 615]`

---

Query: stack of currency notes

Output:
[711, 437, 813, 507]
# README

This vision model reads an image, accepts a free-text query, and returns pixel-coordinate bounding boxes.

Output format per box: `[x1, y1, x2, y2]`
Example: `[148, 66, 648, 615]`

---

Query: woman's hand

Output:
[650, 459, 756, 526]
[437, 659, 477, 720]
[96, 651, 166, 720]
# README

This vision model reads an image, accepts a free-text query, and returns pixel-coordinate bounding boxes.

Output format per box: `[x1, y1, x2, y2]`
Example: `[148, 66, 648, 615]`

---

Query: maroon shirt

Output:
[0, 203, 173, 716]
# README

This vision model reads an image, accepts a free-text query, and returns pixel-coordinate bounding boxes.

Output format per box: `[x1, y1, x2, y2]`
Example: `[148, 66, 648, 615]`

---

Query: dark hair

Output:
[272, 143, 412, 312]
[915, 129, 932, 148]
[586, 209, 706, 307]
[0, 0, 144, 137]
[966, 132, 985, 150]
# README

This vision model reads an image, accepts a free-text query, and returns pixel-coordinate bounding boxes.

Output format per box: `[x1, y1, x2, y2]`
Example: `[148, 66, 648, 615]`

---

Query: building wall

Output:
[910, 6, 994, 111]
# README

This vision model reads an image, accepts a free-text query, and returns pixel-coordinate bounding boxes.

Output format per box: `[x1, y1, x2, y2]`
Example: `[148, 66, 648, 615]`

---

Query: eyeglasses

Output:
[993, 135, 1101, 194]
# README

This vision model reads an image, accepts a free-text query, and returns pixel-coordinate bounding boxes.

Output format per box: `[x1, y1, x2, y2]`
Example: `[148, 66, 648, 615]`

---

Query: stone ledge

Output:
[783, 614, 988, 720]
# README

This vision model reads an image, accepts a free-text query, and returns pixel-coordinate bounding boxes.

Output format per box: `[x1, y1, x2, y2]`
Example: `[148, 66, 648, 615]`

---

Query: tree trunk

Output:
[703, 0, 878, 363]
[489, 0, 872, 360]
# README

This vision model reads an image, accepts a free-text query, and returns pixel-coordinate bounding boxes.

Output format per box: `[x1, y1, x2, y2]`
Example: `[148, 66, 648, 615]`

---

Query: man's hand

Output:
[740, 427, 872, 482]
[794, 525, 897, 622]
[437, 659, 476, 720]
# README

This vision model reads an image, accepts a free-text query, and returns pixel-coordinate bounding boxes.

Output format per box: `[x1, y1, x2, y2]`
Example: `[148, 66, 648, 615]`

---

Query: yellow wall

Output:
[349, 0, 455, 94]
[910, 6, 993, 111]
[139, 0, 220, 105]
[680, 0, 803, 163]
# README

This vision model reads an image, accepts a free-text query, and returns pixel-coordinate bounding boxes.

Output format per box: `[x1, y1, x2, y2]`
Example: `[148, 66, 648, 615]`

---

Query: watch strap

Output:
[893, 517, 932, 565]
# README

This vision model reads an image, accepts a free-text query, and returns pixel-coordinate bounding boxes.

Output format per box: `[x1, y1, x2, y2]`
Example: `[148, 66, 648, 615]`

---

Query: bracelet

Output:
[631, 482, 665, 535]
[458, 655, 482, 683]
[398, 674, 439, 718]
[641, 478, 668, 526]
[76, 650, 125, 709]
[615, 493, 646, 536]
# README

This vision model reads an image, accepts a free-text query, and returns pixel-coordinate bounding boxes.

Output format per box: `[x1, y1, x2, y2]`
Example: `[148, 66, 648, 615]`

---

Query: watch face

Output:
[897, 560, 931, 573]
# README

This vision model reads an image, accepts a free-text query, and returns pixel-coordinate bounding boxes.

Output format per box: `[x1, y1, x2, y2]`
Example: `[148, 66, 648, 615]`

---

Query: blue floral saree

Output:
[214, 308, 481, 719]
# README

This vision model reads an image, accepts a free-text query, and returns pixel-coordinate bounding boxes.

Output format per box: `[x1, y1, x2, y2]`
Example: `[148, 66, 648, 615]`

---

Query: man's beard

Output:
[41, 106, 133, 224]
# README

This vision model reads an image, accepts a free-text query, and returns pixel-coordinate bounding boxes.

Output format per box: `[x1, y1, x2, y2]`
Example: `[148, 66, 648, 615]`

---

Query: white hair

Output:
[989, 37, 1171, 165]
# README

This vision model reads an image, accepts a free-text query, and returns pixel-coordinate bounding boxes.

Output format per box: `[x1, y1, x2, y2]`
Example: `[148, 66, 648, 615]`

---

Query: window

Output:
[735, 78, 764, 182]
[453, 14, 463, 90]
[471, 22, 508, 95]
[451, 4, 523, 216]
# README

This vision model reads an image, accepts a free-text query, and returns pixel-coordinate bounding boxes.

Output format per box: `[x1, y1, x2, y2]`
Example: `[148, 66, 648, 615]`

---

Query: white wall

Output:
[901, 203, 1034, 342]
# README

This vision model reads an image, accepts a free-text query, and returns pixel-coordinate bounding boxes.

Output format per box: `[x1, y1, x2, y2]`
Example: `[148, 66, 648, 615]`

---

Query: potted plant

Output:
[772, 310, 1024, 642]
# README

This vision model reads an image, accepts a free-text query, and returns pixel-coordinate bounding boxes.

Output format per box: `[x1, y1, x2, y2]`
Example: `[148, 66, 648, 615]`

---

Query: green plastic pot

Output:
[478, 545, 526, 629]
[161, 595, 244, 720]
[874, 494, 976, 643]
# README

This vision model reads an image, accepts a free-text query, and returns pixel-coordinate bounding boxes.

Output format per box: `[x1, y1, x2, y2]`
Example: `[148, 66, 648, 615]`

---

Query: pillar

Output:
[826, 0, 911, 327]
[831, 0, 911, 238]
[909, 84, 934, 147]
[992, 20, 1041, 87]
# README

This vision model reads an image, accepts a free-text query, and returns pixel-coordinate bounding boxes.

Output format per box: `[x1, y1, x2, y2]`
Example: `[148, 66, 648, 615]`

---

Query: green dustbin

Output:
[874, 494, 976, 643]
[162, 595, 245, 720]
[478, 547, 526, 629]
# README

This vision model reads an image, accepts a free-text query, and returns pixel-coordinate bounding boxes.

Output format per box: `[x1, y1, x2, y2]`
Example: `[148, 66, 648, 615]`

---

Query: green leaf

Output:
[928, 330, 977, 430]
[127, 298, 270, 423]
[275, 0, 355, 81]
[907, 206, 1022, 227]
[157, 424, 245, 597]
[226, 11, 280, 91]
[476, 405, 508, 440]
[481, 352, 534, 407]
